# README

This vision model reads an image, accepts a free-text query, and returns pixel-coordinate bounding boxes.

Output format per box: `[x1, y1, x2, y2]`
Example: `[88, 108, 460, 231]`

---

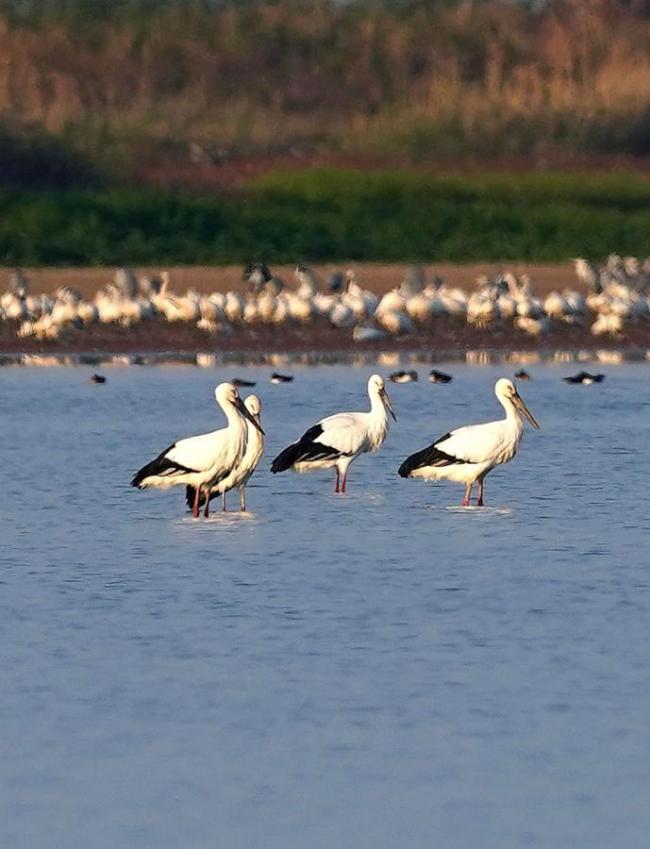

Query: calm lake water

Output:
[1, 362, 649, 849]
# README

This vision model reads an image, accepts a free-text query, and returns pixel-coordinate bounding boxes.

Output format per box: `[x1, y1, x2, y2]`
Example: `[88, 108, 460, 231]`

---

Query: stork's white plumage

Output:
[271, 374, 396, 493]
[185, 394, 265, 513]
[131, 382, 264, 518]
[398, 378, 539, 506]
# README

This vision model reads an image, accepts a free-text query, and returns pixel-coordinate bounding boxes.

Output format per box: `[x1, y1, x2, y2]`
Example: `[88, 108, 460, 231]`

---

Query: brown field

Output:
[0, 263, 580, 300]
[1, 315, 648, 358]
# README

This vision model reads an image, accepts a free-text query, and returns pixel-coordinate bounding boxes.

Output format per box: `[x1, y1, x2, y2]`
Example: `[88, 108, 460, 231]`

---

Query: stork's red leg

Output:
[477, 479, 485, 507]
[335, 469, 340, 493]
[462, 482, 472, 507]
[341, 472, 347, 493]
[203, 489, 210, 518]
[192, 485, 200, 518]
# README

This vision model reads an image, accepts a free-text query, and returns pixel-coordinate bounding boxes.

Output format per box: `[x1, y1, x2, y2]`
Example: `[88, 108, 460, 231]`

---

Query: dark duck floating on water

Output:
[563, 371, 605, 385]
[514, 369, 531, 381]
[271, 373, 294, 384]
[90, 373, 107, 384]
[390, 370, 418, 384]
[232, 378, 256, 388]
[429, 369, 453, 384]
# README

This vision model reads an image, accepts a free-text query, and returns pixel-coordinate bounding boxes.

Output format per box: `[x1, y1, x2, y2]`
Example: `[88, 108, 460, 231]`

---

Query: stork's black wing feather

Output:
[398, 432, 469, 477]
[270, 423, 342, 473]
[131, 443, 197, 488]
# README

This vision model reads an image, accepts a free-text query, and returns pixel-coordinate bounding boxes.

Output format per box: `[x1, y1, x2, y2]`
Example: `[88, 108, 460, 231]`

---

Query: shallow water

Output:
[1, 362, 649, 849]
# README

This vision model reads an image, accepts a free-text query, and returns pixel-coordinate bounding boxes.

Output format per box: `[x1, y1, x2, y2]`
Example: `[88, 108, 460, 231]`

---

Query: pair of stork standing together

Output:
[131, 373, 539, 515]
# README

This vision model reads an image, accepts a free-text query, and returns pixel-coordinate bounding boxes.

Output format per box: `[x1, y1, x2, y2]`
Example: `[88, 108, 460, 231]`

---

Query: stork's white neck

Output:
[219, 400, 248, 464]
[367, 387, 389, 450]
[369, 387, 386, 416]
[499, 395, 523, 430]
[222, 401, 245, 430]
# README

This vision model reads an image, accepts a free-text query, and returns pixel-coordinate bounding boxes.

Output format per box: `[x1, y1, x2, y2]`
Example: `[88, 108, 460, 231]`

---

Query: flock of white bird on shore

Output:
[3, 253, 650, 342]
[131, 373, 540, 517]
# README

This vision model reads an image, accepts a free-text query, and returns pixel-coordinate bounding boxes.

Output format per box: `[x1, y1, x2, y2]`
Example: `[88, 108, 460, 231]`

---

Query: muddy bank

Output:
[1, 317, 648, 357]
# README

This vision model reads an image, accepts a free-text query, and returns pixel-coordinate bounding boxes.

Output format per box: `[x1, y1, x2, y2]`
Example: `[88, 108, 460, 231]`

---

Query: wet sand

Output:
[1, 316, 648, 356]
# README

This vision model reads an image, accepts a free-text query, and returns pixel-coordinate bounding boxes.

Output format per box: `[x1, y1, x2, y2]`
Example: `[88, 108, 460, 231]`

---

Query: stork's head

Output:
[369, 374, 397, 421]
[215, 383, 265, 434]
[495, 378, 539, 429]
[245, 394, 262, 418]
[215, 382, 239, 406]
[368, 374, 384, 392]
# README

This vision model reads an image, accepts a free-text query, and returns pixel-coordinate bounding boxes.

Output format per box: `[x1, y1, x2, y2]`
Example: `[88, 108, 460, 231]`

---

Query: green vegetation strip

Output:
[1, 170, 650, 265]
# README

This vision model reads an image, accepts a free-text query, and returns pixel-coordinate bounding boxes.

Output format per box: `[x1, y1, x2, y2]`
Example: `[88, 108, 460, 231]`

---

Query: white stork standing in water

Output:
[131, 383, 264, 518]
[185, 394, 265, 513]
[398, 378, 539, 507]
[271, 374, 396, 493]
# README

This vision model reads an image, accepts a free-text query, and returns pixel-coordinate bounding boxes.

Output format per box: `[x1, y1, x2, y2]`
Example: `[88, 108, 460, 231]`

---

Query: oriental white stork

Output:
[131, 382, 264, 518]
[398, 378, 539, 507]
[185, 394, 265, 513]
[271, 374, 396, 493]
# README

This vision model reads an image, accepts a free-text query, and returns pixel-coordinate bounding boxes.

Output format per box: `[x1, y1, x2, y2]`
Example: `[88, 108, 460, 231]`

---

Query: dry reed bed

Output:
[1, 0, 650, 169]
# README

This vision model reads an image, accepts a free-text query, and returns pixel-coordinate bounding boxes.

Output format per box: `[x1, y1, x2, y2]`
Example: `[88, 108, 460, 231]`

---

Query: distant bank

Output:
[0, 170, 648, 266]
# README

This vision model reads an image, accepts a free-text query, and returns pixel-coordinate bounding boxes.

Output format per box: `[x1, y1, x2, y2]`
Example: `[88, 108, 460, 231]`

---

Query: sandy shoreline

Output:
[0, 262, 579, 300]
[1, 261, 642, 358]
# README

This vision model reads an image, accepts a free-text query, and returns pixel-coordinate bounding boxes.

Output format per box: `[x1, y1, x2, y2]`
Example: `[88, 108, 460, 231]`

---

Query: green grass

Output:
[1, 169, 650, 265]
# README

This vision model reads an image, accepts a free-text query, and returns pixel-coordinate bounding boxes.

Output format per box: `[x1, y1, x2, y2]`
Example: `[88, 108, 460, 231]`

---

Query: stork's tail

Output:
[398, 446, 435, 478]
[398, 455, 418, 478]
[131, 442, 185, 489]
[270, 442, 303, 473]
[399, 442, 459, 478]
[131, 457, 163, 489]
